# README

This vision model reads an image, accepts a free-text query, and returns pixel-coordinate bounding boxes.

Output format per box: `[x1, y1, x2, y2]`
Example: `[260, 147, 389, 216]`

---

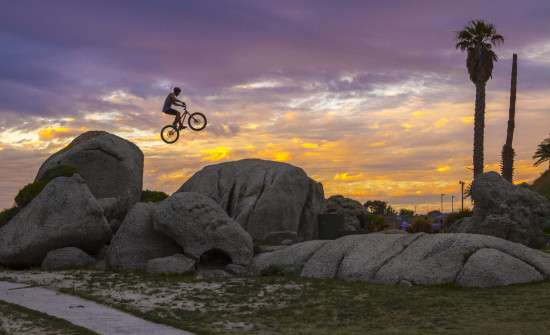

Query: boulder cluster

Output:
[1, 131, 549, 287]
[449, 171, 550, 249]
[0, 131, 324, 275]
[253, 233, 550, 288]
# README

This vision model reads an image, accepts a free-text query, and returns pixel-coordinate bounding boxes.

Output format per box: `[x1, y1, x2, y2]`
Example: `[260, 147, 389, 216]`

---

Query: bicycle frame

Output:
[176, 107, 199, 124]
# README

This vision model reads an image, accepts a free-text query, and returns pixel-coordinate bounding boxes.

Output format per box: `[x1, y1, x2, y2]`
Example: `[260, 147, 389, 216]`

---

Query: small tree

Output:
[399, 208, 414, 217]
[363, 200, 389, 215]
[533, 133, 550, 171]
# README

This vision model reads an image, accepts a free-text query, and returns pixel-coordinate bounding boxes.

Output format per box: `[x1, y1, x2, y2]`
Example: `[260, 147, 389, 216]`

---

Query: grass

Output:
[0, 299, 98, 335]
[2, 269, 550, 335]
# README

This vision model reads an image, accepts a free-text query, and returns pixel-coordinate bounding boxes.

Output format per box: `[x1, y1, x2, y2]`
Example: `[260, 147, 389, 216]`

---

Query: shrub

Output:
[14, 179, 49, 208]
[365, 213, 387, 232]
[39, 164, 82, 181]
[14, 165, 83, 210]
[409, 218, 432, 233]
[140, 190, 169, 203]
[445, 208, 474, 228]
[0, 207, 20, 227]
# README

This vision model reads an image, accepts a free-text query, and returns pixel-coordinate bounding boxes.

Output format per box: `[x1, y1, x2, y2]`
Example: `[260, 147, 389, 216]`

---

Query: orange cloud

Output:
[334, 172, 364, 181]
[38, 127, 69, 140]
[201, 147, 231, 161]
[273, 152, 291, 161]
[434, 118, 449, 128]
[368, 141, 386, 147]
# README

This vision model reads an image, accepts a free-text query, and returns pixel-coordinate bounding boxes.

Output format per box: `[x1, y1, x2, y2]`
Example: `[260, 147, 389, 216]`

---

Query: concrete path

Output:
[0, 281, 194, 335]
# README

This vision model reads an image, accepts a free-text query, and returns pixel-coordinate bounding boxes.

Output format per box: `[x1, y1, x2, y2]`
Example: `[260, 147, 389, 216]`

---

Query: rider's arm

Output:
[169, 93, 185, 107]
[174, 98, 186, 107]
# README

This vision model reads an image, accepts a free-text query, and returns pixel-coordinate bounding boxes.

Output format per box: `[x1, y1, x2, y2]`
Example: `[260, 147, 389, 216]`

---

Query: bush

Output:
[39, 164, 82, 181]
[445, 208, 474, 228]
[365, 213, 388, 232]
[409, 218, 432, 233]
[14, 179, 49, 208]
[0, 207, 20, 227]
[140, 190, 169, 203]
[14, 165, 82, 209]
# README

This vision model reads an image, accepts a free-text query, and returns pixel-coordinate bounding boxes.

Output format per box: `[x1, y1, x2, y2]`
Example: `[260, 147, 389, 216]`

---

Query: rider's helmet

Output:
[174, 87, 181, 93]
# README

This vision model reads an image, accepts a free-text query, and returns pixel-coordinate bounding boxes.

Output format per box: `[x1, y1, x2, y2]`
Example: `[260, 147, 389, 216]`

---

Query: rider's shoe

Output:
[179, 124, 187, 130]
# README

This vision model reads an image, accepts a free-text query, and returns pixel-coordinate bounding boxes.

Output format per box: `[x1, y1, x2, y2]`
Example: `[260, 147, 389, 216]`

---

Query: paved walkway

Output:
[0, 281, 194, 335]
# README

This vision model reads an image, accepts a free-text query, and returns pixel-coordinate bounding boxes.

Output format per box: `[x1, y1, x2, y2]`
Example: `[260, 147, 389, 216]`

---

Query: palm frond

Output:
[456, 19, 503, 83]
[532, 135, 550, 168]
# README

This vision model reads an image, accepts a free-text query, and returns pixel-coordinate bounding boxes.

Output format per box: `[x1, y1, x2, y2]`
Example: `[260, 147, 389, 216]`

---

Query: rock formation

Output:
[34, 131, 144, 221]
[41, 247, 97, 270]
[153, 192, 254, 265]
[176, 159, 326, 241]
[252, 233, 550, 287]
[0, 175, 112, 268]
[146, 254, 196, 275]
[106, 202, 183, 271]
[326, 195, 368, 231]
[449, 171, 550, 249]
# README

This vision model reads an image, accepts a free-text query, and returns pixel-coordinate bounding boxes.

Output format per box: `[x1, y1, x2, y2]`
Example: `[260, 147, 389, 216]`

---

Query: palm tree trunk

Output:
[473, 81, 486, 178]
[501, 54, 517, 182]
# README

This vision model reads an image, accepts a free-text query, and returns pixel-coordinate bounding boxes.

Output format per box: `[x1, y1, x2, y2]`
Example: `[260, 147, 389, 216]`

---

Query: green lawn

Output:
[0, 299, 97, 335]
[3, 269, 549, 335]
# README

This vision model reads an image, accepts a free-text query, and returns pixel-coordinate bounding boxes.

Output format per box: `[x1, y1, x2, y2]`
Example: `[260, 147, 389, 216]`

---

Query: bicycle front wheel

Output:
[161, 125, 179, 144]
[188, 112, 207, 131]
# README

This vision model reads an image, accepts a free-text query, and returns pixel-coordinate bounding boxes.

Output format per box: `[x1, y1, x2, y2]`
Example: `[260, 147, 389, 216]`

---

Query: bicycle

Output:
[160, 106, 207, 144]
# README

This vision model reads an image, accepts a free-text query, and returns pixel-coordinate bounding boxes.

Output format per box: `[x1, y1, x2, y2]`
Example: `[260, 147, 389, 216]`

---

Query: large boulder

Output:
[41, 247, 97, 270]
[455, 248, 544, 288]
[34, 131, 144, 221]
[0, 175, 112, 268]
[326, 195, 368, 231]
[153, 192, 254, 265]
[449, 172, 550, 249]
[106, 202, 183, 271]
[176, 159, 326, 241]
[252, 233, 550, 287]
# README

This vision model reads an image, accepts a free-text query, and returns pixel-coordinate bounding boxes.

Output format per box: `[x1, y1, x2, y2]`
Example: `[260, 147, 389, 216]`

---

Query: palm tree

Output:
[501, 54, 517, 183]
[533, 134, 550, 171]
[455, 20, 504, 178]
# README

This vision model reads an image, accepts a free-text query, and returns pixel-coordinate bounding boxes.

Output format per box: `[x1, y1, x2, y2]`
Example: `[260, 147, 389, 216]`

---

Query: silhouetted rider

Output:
[162, 87, 186, 129]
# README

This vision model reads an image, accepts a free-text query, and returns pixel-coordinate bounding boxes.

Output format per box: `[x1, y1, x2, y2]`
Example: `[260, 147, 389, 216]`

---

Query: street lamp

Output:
[452, 195, 455, 212]
[459, 181, 466, 211]
[441, 194, 445, 214]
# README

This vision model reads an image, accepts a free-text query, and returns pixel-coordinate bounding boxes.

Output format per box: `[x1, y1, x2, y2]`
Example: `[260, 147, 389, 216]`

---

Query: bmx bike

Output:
[161, 107, 207, 144]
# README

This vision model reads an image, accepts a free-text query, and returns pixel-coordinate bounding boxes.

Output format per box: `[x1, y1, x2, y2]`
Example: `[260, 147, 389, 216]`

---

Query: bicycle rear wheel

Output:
[161, 125, 179, 143]
[188, 112, 207, 131]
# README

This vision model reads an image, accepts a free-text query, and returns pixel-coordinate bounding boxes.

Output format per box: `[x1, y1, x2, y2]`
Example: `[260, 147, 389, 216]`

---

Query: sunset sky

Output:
[1, 0, 549, 214]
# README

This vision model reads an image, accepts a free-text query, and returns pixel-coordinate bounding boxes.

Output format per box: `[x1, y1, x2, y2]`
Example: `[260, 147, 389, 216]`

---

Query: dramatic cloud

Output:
[1, 0, 549, 212]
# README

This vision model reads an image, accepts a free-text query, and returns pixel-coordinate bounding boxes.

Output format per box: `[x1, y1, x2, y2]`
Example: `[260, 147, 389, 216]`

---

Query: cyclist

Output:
[162, 87, 186, 129]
